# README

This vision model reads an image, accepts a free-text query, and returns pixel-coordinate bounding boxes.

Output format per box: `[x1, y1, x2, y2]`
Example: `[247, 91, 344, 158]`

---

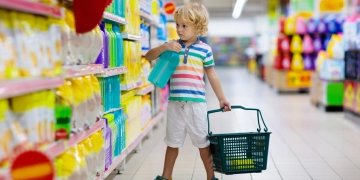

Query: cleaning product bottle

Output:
[113, 25, 124, 67]
[291, 53, 304, 71]
[303, 35, 314, 54]
[295, 16, 307, 35]
[313, 34, 323, 53]
[148, 50, 180, 88]
[282, 53, 291, 70]
[291, 35, 303, 53]
[284, 16, 296, 35]
[95, 22, 109, 68]
[105, 23, 116, 68]
[307, 18, 317, 34]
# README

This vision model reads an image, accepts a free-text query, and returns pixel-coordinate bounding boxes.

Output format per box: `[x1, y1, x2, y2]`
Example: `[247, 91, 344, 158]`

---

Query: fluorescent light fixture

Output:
[232, 0, 248, 19]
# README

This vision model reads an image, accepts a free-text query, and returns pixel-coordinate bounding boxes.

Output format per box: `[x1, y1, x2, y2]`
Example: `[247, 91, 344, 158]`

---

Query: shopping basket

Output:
[207, 106, 271, 175]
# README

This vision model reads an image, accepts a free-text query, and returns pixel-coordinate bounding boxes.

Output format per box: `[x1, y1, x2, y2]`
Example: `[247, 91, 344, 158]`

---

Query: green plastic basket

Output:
[207, 106, 272, 175]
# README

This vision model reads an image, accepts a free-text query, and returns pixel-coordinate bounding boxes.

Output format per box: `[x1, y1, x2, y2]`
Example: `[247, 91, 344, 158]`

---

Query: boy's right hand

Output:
[164, 41, 182, 53]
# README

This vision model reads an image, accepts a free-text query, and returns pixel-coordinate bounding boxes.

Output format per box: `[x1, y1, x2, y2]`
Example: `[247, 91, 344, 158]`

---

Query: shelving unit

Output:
[96, 66, 128, 77]
[97, 110, 166, 180]
[0, 0, 63, 18]
[0, 0, 168, 179]
[103, 12, 127, 25]
[0, 77, 64, 99]
[102, 108, 123, 116]
[122, 33, 142, 41]
[43, 120, 105, 159]
[140, 11, 160, 27]
[121, 80, 143, 91]
[63, 64, 105, 78]
[135, 84, 155, 95]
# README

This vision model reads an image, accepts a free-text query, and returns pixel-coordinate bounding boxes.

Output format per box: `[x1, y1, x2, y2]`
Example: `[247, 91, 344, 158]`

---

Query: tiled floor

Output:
[106, 67, 360, 180]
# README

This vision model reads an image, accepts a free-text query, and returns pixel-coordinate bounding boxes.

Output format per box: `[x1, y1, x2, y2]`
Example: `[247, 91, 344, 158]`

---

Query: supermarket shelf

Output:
[103, 12, 127, 25]
[102, 149, 127, 178]
[102, 108, 123, 116]
[121, 80, 143, 91]
[44, 120, 105, 159]
[122, 33, 142, 41]
[0, 77, 64, 99]
[98, 110, 166, 180]
[96, 66, 127, 77]
[140, 11, 160, 27]
[0, 0, 63, 18]
[135, 84, 155, 95]
[64, 64, 104, 78]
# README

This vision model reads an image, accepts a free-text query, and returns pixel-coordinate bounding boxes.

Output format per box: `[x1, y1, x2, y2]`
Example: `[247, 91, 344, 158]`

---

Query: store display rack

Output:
[310, 74, 344, 112]
[140, 11, 160, 27]
[103, 12, 127, 25]
[96, 66, 128, 77]
[43, 120, 105, 159]
[64, 65, 127, 78]
[0, 77, 65, 99]
[97, 110, 166, 180]
[121, 80, 143, 91]
[135, 84, 155, 96]
[0, 0, 63, 18]
[122, 33, 142, 41]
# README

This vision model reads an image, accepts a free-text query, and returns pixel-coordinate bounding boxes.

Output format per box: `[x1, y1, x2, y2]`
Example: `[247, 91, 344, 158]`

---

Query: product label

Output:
[344, 81, 356, 110]
[286, 71, 312, 88]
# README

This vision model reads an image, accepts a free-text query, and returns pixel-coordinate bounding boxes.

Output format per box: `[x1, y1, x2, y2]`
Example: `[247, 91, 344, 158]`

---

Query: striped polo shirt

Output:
[169, 39, 215, 103]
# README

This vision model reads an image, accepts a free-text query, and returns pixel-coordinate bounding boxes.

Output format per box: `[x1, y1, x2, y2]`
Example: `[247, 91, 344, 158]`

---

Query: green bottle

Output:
[106, 23, 117, 68]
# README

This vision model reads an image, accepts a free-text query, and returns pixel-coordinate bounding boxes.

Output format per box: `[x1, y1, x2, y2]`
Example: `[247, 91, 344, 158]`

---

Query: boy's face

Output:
[175, 18, 198, 41]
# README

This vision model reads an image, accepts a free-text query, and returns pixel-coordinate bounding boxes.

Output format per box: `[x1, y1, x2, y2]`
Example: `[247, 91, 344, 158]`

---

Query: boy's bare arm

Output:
[205, 67, 231, 111]
[145, 41, 182, 61]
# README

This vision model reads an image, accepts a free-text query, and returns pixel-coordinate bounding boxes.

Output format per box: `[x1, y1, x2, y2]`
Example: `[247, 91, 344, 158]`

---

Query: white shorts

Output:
[164, 101, 210, 148]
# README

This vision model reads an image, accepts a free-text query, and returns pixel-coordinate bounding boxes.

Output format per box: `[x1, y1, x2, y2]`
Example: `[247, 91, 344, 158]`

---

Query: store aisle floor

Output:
[107, 67, 360, 180]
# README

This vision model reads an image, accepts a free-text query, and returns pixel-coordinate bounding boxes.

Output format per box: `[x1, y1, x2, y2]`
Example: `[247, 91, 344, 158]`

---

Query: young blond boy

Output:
[145, 3, 231, 180]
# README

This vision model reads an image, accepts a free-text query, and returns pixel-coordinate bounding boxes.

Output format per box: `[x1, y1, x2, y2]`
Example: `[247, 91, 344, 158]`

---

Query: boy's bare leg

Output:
[199, 146, 215, 180]
[162, 146, 178, 179]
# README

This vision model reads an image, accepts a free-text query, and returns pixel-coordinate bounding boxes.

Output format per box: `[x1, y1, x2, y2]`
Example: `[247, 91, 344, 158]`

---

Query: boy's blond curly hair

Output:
[174, 3, 209, 36]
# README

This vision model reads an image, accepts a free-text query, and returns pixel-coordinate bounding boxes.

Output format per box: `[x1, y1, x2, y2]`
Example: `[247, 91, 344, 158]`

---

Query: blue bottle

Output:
[113, 25, 124, 67]
[148, 51, 180, 88]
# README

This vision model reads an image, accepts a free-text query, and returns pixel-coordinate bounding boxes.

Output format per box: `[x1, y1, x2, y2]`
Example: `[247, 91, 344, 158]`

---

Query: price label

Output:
[286, 71, 312, 88]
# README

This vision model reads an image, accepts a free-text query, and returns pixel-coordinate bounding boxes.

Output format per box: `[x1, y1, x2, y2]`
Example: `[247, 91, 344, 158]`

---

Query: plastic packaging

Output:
[148, 50, 180, 88]
[291, 35, 303, 53]
[291, 53, 304, 71]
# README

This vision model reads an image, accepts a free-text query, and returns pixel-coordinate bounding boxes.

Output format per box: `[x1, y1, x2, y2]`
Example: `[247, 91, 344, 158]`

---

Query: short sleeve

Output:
[203, 48, 215, 68]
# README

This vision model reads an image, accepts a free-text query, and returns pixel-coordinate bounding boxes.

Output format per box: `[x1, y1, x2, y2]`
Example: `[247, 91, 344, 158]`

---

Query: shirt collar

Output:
[178, 38, 201, 48]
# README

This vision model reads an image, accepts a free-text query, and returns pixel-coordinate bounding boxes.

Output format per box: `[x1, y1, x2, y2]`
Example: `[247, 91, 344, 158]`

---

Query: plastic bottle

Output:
[95, 23, 110, 68]
[105, 24, 116, 68]
[113, 25, 124, 67]
[291, 53, 304, 71]
[148, 50, 180, 88]
[303, 35, 314, 54]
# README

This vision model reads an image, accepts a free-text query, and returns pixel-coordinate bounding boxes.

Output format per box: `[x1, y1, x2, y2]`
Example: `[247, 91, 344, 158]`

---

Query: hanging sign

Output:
[164, 2, 176, 15]
[11, 150, 54, 180]
[319, 0, 345, 13]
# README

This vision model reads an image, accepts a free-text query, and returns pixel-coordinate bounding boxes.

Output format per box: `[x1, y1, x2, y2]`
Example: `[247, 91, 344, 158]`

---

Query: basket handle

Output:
[207, 105, 268, 135]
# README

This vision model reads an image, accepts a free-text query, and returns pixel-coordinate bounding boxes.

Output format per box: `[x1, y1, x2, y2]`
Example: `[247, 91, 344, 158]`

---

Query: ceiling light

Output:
[232, 0, 248, 19]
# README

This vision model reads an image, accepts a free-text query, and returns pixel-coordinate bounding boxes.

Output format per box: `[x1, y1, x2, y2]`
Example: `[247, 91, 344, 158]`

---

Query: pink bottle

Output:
[296, 17, 307, 35]
[303, 35, 314, 54]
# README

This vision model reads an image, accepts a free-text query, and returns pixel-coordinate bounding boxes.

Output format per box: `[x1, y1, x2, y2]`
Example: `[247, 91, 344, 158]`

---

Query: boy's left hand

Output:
[220, 100, 231, 112]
